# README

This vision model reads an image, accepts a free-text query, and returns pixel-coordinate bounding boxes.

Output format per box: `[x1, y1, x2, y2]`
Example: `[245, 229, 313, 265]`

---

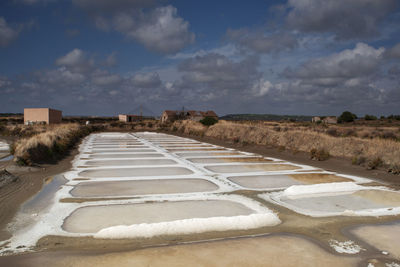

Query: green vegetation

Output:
[220, 114, 313, 122]
[200, 116, 218, 126]
[364, 114, 377, 121]
[338, 111, 357, 123]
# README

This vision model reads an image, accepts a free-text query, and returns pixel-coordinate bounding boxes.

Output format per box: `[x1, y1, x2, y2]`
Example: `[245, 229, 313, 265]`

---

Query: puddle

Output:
[22, 175, 67, 213]
[0, 154, 13, 161]
[9, 175, 68, 233]
[83, 159, 178, 166]
[87, 153, 165, 159]
[276, 189, 400, 215]
[78, 167, 194, 177]
[205, 164, 300, 173]
[0, 235, 359, 266]
[188, 157, 273, 164]
[63, 200, 254, 233]
[70, 179, 219, 197]
[351, 222, 400, 259]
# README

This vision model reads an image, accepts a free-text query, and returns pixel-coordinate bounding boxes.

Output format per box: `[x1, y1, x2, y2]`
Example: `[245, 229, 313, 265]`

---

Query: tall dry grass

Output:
[171, 120, 400, 171]
[13, 124, 94, 165]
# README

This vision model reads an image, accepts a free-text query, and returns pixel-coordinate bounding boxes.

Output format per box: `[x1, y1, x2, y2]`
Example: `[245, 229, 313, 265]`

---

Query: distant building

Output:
[161, 110, 182, 123]
[312, 116, 321, 123]
[161, 109, 218, 123]
[312, 116, 337, 124]
[24, 108, 62, 125]
[322, 116, 338, 124]
[118, 114, 142, 122]
[200, 110, 218, 120]
[186, 110, 204, 121]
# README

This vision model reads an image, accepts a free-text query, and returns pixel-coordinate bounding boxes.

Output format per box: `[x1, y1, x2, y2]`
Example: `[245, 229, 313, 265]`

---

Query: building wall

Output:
[48, 109, 62, 124]
[24, 108, 62, 124]
[119, 114, 128, 122]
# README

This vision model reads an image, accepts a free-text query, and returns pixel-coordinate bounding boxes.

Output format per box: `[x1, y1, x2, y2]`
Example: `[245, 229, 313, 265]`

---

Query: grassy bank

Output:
[11, 124, 101, 165]
[169, 120, 400, 174]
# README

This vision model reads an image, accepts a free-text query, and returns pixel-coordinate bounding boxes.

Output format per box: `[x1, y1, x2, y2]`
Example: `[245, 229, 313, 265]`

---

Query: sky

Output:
[0, 0, 400, 117]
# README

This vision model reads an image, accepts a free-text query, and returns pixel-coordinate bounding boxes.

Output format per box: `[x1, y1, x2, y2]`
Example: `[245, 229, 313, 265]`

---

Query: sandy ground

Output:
[0, 235, 360, 267]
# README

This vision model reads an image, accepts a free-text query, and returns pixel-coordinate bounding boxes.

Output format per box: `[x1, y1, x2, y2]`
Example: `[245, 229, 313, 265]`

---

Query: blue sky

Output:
[0, 0, 400, 116]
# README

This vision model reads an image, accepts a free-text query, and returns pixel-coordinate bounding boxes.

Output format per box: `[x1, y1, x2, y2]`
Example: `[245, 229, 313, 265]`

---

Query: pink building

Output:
[24, 108, 62, 125]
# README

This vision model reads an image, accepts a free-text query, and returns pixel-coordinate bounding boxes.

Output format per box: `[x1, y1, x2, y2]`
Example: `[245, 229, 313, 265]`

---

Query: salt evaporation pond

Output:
[87, 153, 165, 159]
[91, 149, 156, 153]
[83, 159, 178, 166]
[277, 189, 400, 215]
[176, 152, 243, 157]
[188, 157, 273, 164]
[79, 167, 194, 177]
[205, 163, 300, 173]
[351, 222, 400, 259]
[70, 179, 219, 197]
[228, 173, 353, 189]
[63, 200, 255, 233]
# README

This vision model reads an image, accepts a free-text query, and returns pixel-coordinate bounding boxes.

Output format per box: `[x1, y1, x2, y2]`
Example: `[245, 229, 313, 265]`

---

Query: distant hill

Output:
[220, 114, 313, 122]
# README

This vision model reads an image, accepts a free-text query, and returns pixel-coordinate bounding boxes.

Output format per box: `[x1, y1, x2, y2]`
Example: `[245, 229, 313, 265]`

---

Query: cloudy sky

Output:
[1, 0, 400, 116]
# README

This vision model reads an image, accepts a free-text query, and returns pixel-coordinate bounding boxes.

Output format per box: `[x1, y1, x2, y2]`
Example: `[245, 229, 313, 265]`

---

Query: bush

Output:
[338, 111, 357, 123]
[200, 117, 218, 126]
[388, 164, 400, 175]
[364, 114, 377, 121]
[367, 157, 383, 170]
[352, 156, 366, 165]
[310, 148, 330, 161]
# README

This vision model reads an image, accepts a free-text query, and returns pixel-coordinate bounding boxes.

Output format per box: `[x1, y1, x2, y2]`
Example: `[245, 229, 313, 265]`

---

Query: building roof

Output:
[201, 110, 218, 117]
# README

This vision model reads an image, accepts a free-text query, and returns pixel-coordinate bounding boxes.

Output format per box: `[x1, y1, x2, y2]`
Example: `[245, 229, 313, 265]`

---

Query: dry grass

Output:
[171, 120, 400, 170]
[13, 124, 95, 165]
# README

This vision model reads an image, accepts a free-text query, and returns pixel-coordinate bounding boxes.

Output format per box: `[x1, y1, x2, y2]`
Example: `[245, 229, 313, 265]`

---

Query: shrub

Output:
[326, 128, 339, 137]
[200, 117, 218, 126]
[310, 148, 330, 161]
[338, 111, 357, 123]
[388, 164, 400, 175]
[352, 156, 366, 165]
[364, 114, 377, 120]
[367, 157, 383, 170]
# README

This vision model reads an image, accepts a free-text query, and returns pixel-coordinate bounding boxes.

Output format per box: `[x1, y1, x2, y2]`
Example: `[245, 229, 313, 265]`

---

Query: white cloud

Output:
[0, 17, 19, 47]
[252, 79, 273, 96]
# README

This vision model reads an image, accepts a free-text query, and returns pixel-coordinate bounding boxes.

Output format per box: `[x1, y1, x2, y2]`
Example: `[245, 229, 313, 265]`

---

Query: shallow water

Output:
[63, 200, 254, 233]
[205, 164, 300, 173]
[79, 167, 194, 177]
[22, 175, 67, 213]
[70, 179, 219, 197]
